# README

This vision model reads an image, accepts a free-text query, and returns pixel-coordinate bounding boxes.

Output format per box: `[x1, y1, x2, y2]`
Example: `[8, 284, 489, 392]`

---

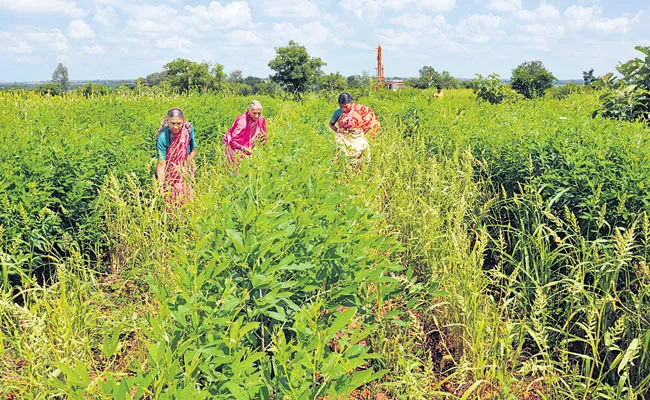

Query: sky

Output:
[1, 0, 648, 82]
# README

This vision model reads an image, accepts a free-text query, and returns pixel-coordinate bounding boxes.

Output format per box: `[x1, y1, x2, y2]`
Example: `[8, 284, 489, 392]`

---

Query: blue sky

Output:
[1, 0, 648, 82]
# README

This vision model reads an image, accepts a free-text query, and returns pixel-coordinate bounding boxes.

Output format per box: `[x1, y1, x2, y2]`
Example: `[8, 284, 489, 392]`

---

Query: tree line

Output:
[14, 39, 650, 125]
[21, 41, 467, 96]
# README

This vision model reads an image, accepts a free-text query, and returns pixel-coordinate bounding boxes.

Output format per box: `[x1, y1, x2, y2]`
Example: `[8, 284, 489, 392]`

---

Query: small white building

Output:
[387, 80, 406, 91]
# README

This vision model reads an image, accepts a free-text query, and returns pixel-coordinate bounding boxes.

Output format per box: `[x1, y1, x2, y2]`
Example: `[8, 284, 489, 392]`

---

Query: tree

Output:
[268, 40, 325, 94]
[162, 59, 225, 93]
[347, 72, 373, 89]
[318, 72, 348, 92]
[408, 66, 459, 89]
[510, 61, 556, 98]
[52, 63, 70, 92]
[583, 69, 596, 86]
[144, 71, 166, 86]
[228, 69, 244, 83]
[409, 66, 437, 88]
[35, 82, 62, 96]
[243, 76, 264, 93]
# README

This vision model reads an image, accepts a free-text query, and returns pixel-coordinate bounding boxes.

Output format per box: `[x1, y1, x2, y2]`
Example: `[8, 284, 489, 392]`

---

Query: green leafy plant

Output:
[595, 46, 650, 122]
[510, 60, 556, 99]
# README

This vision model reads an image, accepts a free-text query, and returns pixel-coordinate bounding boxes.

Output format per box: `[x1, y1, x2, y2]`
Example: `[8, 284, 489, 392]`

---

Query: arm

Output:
[257, 117, 268, 145]
[157, 161, 166, 188]
[224, 114, 246, 149]
[156, 130, 168, 189]
[329, 120, 339, 133]
[189, 126, 197, 160]
[329, 109, 342, 133]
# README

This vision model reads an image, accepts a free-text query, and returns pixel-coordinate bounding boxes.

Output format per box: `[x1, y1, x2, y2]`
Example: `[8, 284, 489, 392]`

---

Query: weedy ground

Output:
[1, 89, 649, 399]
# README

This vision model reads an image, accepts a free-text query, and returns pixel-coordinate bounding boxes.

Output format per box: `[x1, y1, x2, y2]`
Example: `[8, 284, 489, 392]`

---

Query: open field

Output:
[1, 88, 649, 399]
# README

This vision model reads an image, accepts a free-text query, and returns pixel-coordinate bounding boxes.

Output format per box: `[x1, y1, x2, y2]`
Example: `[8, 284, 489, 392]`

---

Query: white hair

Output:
[247, 100, 262, 110]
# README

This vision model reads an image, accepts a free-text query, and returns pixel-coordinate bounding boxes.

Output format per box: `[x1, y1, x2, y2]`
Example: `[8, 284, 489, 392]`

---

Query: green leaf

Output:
[326, 307, 356, 341]
[102, 324, 121, 359]
[226, 229, 245, 253]
[618, 338, 640, 374]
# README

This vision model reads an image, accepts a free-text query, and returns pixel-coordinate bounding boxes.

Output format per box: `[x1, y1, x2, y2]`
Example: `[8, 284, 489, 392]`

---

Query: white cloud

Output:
[83, 43, 107, 55]
[270, 21, 339, 46]
[486, 0, 521, 12]
[184, 1, 252, 30]
[51, 29, 69, 51]
[515, 3, 561, 22]
[69, 20, 95, 39]
[519, 23, 564, 38]
[419, 0, 456, 13]
[7, 41, 33, 54]
[155, 36, 192, 52]
[263, 0, 321, 18]
[341, 0, 455, 20]
[0, 0, 86, 18]
[392, 13, 451, 32]
[8, 28, 70, 52]
[457, 14, 504, 43]
[592, 17, 629, 33]
[381, 14, 464, 53]
[125, 1, 252, 37]
[125, 19, 174, 36]
[565, 6, 629, 33]
[93, 6, 117, 27]
[128, 4, 177, 20]
[226, 30, 264, 46]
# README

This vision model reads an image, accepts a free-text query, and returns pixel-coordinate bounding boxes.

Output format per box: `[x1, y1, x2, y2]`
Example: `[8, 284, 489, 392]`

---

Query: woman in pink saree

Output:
[156, 108, 196, 204]
[222, 100, 268, 171]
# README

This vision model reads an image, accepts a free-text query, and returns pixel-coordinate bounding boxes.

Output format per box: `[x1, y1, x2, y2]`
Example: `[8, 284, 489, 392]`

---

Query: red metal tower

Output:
[376, 45, 385, 83]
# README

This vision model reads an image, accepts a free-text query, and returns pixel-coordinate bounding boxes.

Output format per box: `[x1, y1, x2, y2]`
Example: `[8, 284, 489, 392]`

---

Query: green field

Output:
[1, 88, 650, 399]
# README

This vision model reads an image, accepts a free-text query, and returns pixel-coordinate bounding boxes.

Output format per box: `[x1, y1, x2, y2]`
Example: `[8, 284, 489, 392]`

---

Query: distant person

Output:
[434, 84, 444, 99]
[329, 92, 380, 167]
[156, 108, 196, 204]
[223, 100, 268, 172]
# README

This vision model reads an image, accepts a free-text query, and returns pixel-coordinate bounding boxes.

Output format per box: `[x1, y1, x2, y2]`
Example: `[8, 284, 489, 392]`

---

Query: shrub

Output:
[510, 60, 556, 98]
[472, 73, 521, 104]
[595, 46, 650, 122]
[546, 82, 584, 100]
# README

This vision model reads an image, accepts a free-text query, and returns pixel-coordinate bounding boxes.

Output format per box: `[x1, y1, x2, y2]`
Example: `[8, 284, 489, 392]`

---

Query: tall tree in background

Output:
[510, 60, 556, 98]
[228, 69, 244, 83]
[409, 66, 460, 89]
[583, 69, 596, 86]
[162, 58, 226, 93]
[318, 72, 348, 92]
[268, 41, 325, 95]
[52, 63, 70, 92]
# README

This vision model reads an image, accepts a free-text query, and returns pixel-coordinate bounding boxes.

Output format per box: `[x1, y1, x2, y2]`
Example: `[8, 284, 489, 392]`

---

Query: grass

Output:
[1, 89, 649, 398]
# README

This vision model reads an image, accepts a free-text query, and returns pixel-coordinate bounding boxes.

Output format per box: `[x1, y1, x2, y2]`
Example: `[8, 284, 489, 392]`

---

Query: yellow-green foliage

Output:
[1, 89, 650, 399]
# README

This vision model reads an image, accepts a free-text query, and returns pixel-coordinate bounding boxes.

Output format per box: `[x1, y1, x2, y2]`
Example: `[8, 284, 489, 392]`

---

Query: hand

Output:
[240, 146, 253, 156]
[257, 134, 268, 145]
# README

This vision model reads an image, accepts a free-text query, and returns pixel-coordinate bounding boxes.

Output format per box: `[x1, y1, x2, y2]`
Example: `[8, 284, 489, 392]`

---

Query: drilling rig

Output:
[376, 45, 405, 90]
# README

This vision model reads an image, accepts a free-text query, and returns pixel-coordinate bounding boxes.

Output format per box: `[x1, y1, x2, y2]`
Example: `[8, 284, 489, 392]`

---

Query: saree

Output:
[337, 103, 380, 139]
[158, 118, 194, 203]
[335, 127, 370, 168]
[222, 113, 267, 171]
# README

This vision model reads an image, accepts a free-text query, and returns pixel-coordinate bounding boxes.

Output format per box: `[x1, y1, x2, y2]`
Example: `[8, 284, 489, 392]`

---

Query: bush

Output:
[594, 46, 650, 122]
[34, 83, 62, 96]
[472, 73, 521, 104]
[546, 83, 584, 100]
[75, 83, 109, 97]
[510, 60, 556, 98]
